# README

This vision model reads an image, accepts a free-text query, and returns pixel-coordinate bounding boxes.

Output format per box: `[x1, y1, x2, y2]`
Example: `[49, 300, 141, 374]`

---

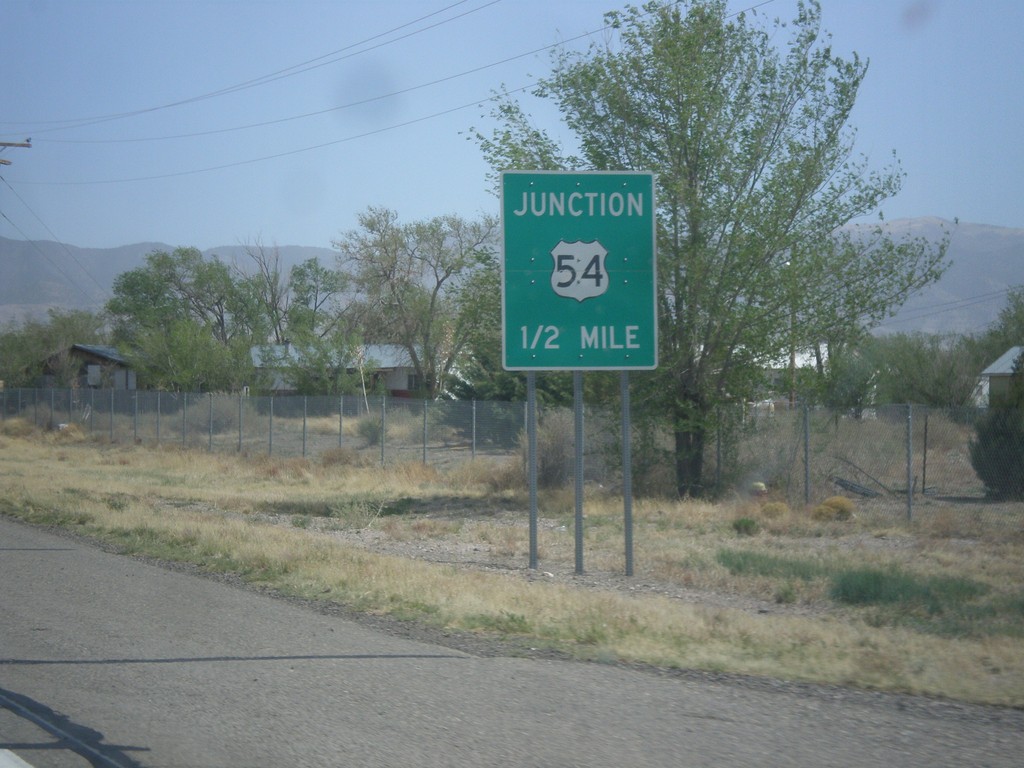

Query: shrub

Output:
[185, 395, 241, 435]
[446, 458, 524, 493]
[0, 418, 35, 438]
[731, 517, 760, 536]
[320, 446, 365, 468]
[759, 501, 790, 519]
[810, 495, 855, 522]
[522, 409, 574, 488]
[52, 423, 86, 442]
[355, 414, 383, 447]
[969, 408, 1024, 499]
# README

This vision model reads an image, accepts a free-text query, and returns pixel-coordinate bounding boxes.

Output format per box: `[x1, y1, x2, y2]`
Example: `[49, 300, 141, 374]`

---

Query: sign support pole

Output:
[574, 370, 584, 575]
[527, 372, 538, 570]
[621, 371, 634, 576]
[500, 170, 657, 577]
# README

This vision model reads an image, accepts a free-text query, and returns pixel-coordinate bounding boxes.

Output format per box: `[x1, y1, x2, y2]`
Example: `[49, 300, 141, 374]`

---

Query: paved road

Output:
[1, 516, 1021, 768]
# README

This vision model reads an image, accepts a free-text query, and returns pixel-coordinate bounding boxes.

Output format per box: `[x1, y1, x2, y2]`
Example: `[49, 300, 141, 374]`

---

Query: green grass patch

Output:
[100, 524, 204, 562]
[829, 567, 989, 613]
[0, 496, 94, 528]
[717, 551, 1014, 637]
[716, 549, 826, 581]
[916, 592, 1024, 639]
[463, 610, 532, 635]
[731, 517, 760, 536]
[828, 566, 1006, 637]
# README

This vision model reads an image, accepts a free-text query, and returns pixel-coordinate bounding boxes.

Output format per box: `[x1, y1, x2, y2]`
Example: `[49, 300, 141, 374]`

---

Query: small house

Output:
[42, 344, 137, 390]
[251, 342, 419, 397]
[356, 344, 420, 397]
[978, 346, 1023, 407]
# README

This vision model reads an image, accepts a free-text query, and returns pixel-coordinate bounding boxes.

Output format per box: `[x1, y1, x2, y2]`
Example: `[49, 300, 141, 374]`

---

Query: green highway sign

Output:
[501, 171, 657, 370]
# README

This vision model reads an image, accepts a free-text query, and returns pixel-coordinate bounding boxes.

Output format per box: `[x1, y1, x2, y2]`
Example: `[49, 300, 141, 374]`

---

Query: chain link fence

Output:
[701, 402, 1023, 530]
[3, 388, 1021, 528]
[0, 388, 527, 467]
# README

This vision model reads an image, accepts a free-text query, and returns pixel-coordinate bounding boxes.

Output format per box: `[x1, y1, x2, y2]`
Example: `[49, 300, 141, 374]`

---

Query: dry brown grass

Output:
[1, 426, 1022, 706]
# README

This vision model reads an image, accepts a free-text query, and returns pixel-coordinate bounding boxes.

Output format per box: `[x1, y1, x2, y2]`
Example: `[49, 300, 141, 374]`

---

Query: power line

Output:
[34, 42, 561, 146]
[24, 0, 774, 147]
[5, 0, 778, 185]
[0, 176, 110, 299]
[12, 84, 535, 186]
[877, 288, 1013, 329]
[0, 140, 32, 166]
[0, 209, 104, 307]
[1, 0, 501, 137]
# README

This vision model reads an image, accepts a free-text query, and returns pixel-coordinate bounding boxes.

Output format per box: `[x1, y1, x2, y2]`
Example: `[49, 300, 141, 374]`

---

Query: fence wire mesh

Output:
[3, 388, 1021, 528]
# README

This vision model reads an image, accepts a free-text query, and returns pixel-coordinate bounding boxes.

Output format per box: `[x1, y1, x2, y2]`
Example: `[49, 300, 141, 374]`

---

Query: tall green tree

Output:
[474, 0, 947, 495]
[106, 247, 253, 390]
[131, 318, 250, 392]
[979, 285, 1024, 363]
[333, 207, 498, 398]
[287, 257, 349, 340]
[235, 241, 290, 344]
[0, 309, 107, 387]
[970, 350, 1024, 499]
[107, 248, 243, 345]
[870, 332, 991, 407]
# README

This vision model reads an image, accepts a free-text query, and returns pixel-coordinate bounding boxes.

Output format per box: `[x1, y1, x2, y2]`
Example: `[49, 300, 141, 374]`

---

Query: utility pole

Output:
[0, 139, 31, 166]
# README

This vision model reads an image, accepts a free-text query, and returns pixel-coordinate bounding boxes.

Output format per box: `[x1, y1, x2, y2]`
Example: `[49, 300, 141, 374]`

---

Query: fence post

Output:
[89, 389, 94, 435]
[50, 388, 55, 428]
[208, 393, 213, 451]
[803, 401, 811, 506]
[238, 393, 243, 452]
[906, 404, 914, 521]
[302, 396, 308, 458]
[471, 400, 477, 460]
[109, 389, 114, 442]
[156, 392, 161, 444]
[182, 392, 188, 447]
[380, 396, 386, 467]
[338, 394, 344, 448]
[422, 398, 428, 465]
[134, 391, 138, 443]
[715, 408, 722, 493]
[269, 397, 274, 456]
[922, 409, 929, 495]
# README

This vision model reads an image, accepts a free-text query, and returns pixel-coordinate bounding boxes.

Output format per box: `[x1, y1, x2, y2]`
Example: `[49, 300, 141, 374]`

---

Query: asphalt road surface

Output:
[1, 516, 1021, 768]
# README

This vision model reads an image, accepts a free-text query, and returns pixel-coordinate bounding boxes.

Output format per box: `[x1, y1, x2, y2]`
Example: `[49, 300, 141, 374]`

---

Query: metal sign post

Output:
[501, 171, 656, 575]
[527, 372, 538, 571]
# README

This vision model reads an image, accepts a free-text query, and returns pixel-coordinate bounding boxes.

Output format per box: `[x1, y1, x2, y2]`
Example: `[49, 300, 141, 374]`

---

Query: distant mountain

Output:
[1, 218, 1020, 334]
[0, 239, 336, 325]
[872, 218, 1024, 335]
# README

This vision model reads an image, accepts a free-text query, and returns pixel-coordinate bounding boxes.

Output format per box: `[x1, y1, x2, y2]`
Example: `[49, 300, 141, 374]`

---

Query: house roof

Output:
[359, 344, 412, 370]
[250, 343, 413, 371]
[981, 346, 1023, 377]
[69, 344, 130, 366]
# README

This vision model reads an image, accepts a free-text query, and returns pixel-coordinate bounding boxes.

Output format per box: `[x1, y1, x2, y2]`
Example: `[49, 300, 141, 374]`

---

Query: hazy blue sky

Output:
[2, 0, 1021, 250]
